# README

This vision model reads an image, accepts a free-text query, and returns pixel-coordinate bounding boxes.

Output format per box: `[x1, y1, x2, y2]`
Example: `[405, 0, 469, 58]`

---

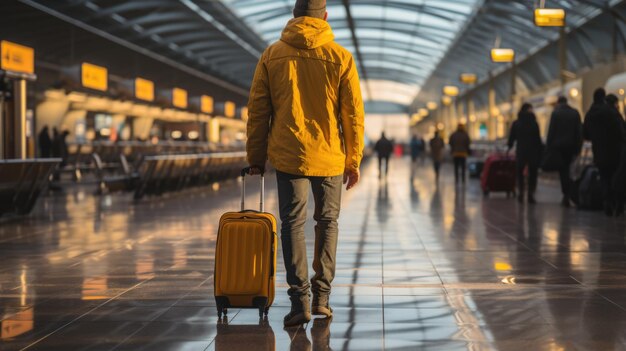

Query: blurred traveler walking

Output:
[374, 132, 394, 178]
[430, 131, 445, 182]
[546, 96, 583, 207]
[38, 126, 52, 158]
[246, 0, 365, 327]
[583, 88, 624, 216]
[449, 124, 471, 185]
[605, 94, 626, 216]
[508, 103, 543, 204]
[410, 134, 423, 165]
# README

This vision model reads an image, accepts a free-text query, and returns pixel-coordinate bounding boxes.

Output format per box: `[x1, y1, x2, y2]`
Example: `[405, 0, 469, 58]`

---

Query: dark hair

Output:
[606, 93, 619, 106]
[593, 88, 606, 104]
[293, 0, 326, 18]
[520, 103, 533, 113]
[557, 96, 567, 104]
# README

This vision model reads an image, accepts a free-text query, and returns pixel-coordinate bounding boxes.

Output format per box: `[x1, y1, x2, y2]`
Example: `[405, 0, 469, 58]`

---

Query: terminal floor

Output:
[1, 158, 626, 351]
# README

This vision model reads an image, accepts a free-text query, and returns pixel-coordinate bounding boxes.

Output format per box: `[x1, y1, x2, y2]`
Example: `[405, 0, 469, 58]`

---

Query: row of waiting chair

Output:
[133, 152, 247, 199]
[64, 141, 244, 181]
[0, 159, 60, 217]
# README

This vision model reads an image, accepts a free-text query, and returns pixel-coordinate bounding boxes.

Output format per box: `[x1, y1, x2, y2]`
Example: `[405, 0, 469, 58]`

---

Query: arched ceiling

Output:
[225, 0, 481, 109]
[19, 0, 623, 113]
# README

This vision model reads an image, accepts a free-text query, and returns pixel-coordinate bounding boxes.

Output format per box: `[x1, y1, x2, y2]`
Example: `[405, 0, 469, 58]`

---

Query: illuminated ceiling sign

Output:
[534, 8, 565, 27]
[1, 40, 34, 75]
[460, 73, 477, 85]
[201, 95, 214, 114]
[135, 78, 154, 102]
[443, 85, 459, 97]
[173, 88, 188, 109]
[81, 62, 108, 91]
[491, 48, 515, 63]
[224, 101, 236, 118]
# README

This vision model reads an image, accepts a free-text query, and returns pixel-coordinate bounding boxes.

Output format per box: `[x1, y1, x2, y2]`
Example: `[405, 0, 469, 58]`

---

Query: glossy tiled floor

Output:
[1, 158, 626, 350]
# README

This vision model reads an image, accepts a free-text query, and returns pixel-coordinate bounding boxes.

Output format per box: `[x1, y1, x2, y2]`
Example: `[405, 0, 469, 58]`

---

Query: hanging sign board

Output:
[460, 73, 477, 85]
[490, 48, 515, 63]
[81, 62, 108, 91]
[135, 78, 154, 102]
[534, 8, 565, 27]
[1, 40, 34, 75]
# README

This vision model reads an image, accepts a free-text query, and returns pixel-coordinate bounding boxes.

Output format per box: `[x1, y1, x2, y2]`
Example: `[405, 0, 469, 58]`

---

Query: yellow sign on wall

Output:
[1, 40, 34, 74]
[225, 101, 236, 118]
[201, 95, 214, 114]
[135, 78, 154, 102]
[173, 88, 188, 109]
[81, 62, 108, 91]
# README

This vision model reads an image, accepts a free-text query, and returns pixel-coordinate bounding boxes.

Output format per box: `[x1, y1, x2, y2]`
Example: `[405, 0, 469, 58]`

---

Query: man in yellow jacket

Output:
[246, 0, 365, 327]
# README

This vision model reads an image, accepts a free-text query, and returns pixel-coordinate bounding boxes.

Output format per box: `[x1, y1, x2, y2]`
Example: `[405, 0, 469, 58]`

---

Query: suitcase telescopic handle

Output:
[240, 167, 264, 212]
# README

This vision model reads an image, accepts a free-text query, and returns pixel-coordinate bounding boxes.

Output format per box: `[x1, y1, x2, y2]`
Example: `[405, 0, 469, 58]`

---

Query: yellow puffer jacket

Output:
[246, 16, 365, 177]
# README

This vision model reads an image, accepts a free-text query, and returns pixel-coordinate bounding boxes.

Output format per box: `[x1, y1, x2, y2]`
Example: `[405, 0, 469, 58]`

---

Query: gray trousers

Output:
[276, 170, 342, 302]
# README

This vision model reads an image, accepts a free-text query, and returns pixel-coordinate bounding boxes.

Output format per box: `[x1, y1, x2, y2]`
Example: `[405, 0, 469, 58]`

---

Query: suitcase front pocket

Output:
[217, 220, 271, 296]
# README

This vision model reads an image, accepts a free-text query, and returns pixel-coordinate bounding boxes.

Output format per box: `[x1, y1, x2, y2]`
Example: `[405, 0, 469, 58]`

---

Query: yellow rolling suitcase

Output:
[214, 168, 277, 318]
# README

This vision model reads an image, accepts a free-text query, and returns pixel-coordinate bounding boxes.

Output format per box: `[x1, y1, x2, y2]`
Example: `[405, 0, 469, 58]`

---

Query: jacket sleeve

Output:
[583, 112, 592, 141]
[339, 54, 365, 173]
[574, 111, 583, 154]
[546, 112, 556, 147]
[507, 122, 517, 151]
[246, 53, 272, 168]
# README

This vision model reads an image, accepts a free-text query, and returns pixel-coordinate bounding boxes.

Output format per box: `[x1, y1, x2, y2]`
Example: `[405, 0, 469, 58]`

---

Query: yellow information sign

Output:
[173, 88, 188, 109]
[224, 101, 236, 118]
[81, 62, 108, 91]
[201, 95, 214, 114]
[135, 78, 154, 102]
[1, 40, 34, 74]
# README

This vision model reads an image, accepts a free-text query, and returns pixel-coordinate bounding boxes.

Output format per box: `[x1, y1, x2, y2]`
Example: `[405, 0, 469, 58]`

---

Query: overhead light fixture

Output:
[437, 123, 445, 131]
[534, 8, 565, 27]
[460, 73, 477, 85]
[427, 101, 438, 110]
[443, 85, 459, 97]
[491, 48, 515, 63]
[418, 108, 429, 117]
[569, 88, 579, 98]
[441, 96, 452, 106]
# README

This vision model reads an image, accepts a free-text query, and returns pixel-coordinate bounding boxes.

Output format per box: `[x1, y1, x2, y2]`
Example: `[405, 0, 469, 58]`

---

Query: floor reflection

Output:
[0, 159, 625, 350]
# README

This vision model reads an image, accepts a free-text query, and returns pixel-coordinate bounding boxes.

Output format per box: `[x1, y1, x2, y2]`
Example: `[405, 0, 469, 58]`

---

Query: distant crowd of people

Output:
[371, 87, 626, 216]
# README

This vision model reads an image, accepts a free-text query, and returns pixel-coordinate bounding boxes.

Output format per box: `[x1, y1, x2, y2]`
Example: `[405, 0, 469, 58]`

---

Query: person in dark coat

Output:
[583, 88, 624, 216]
[430, 131, 445, 182]
[409, 134, 423, 165]
[38, 126, 52, 158]
[374, 132, 393, 178]
[448, 124, 471, 185]
[508, 103, 543, 204]
[547, 96, 583, 207]
[51, 127, 61, 158]
[606, 94, 626, 216]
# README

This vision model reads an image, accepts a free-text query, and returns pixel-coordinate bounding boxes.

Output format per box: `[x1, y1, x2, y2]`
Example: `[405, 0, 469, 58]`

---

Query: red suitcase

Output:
[481, 153, 516, 197]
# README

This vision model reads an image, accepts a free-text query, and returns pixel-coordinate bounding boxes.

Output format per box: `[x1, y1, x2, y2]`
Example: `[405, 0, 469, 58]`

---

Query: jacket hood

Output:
[280, 17, 334, 49]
